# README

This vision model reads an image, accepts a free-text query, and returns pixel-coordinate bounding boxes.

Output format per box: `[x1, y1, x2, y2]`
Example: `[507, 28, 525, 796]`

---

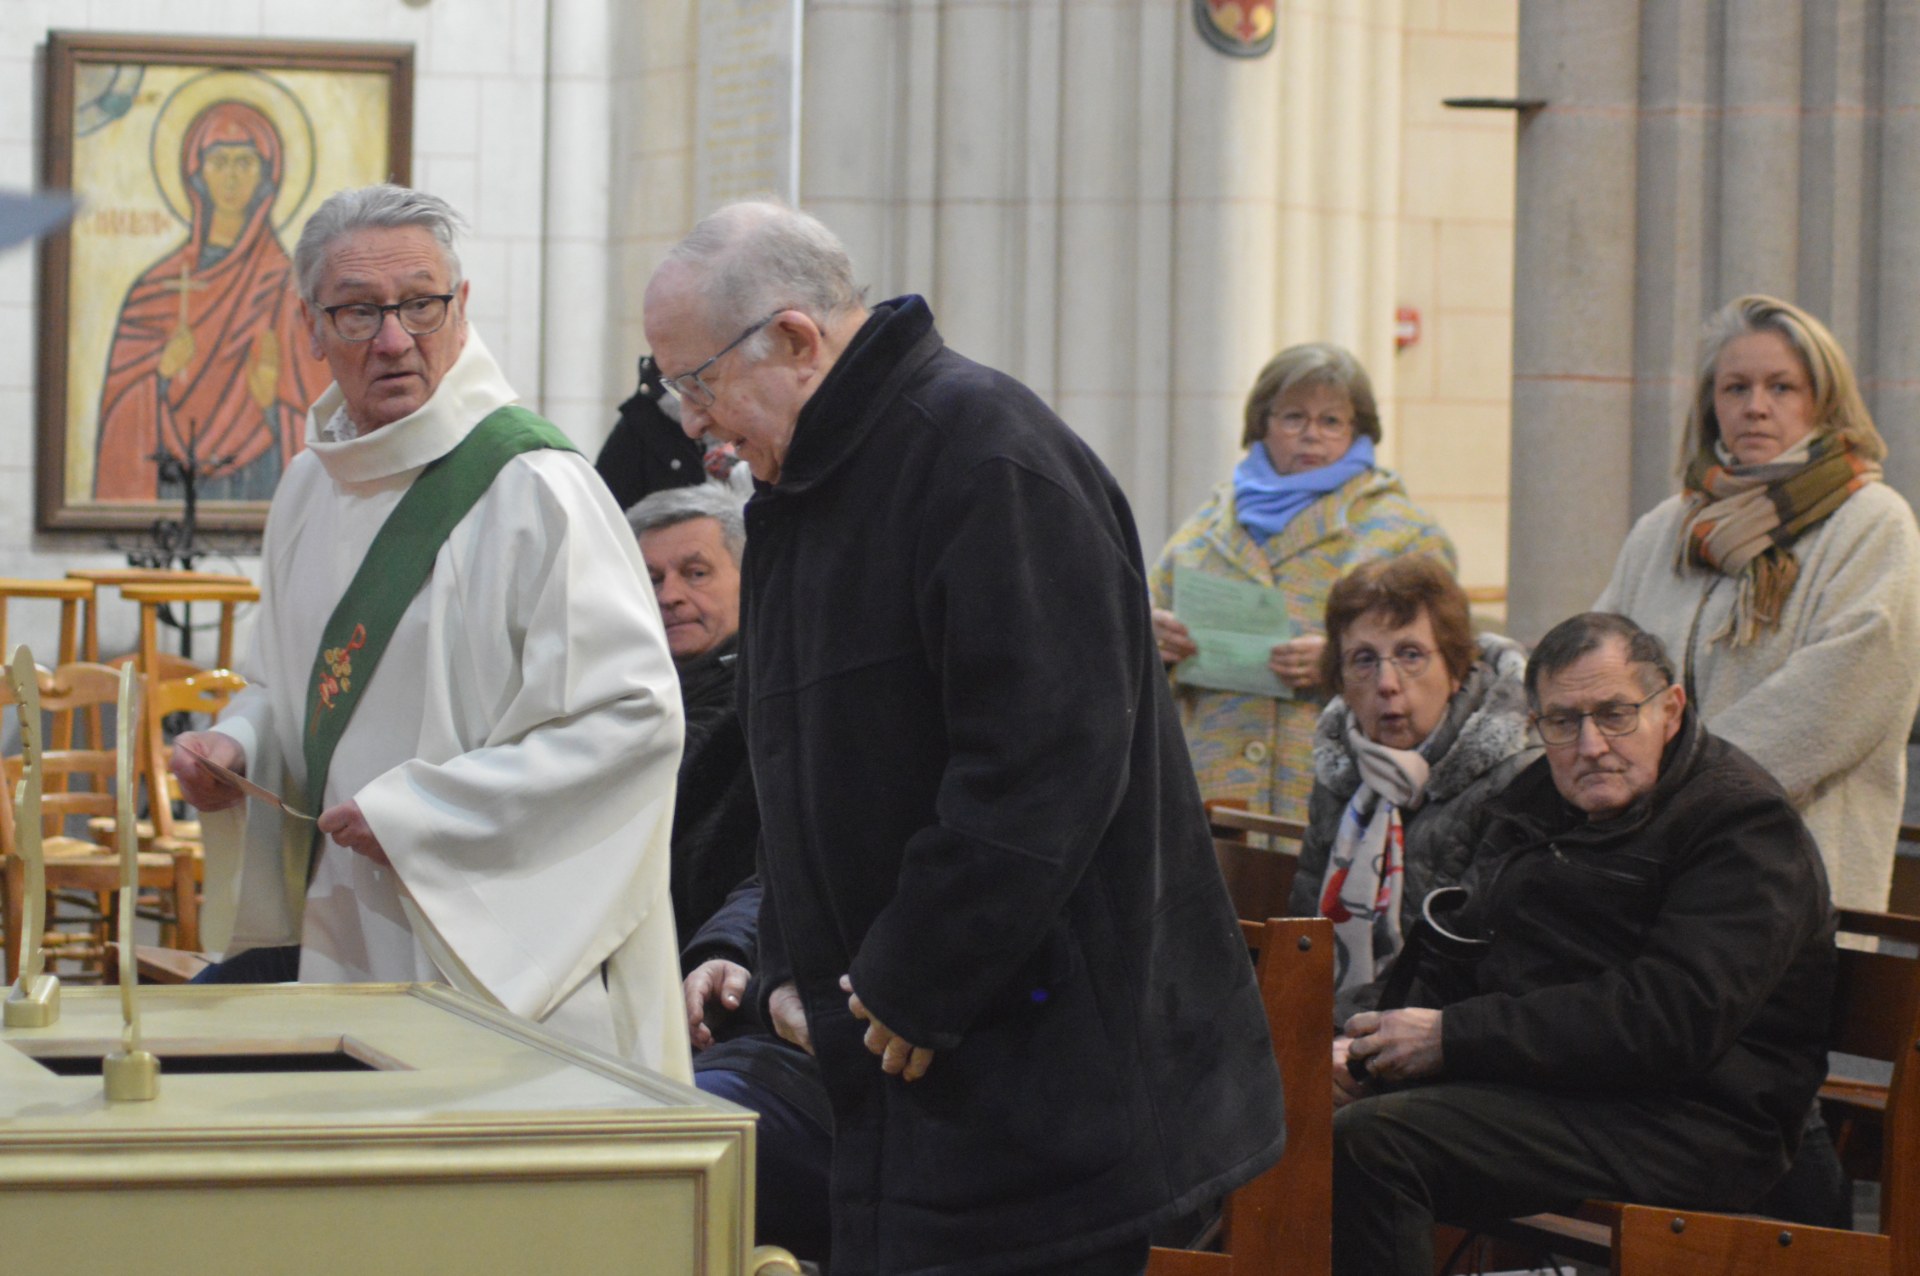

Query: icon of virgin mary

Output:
[93, 99, 327, 501]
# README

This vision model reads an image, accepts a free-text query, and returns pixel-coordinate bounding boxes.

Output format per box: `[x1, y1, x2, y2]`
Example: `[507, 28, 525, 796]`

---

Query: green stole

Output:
[294, 404, 576, 889]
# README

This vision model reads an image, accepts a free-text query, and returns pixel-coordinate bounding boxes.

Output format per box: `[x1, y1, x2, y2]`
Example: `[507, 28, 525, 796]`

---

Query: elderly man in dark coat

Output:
[643, 202, 1284, 1276]
[1332, 613, 1836, 1276]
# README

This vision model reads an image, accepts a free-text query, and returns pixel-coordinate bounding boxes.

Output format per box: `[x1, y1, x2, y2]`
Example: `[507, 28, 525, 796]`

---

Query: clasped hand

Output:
[1335, 1007, 1444, 1103]
[843, 974, 934, 1082]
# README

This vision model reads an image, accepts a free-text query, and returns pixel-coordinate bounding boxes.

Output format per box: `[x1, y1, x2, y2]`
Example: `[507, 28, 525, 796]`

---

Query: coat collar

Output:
[302, 327, 518, 485]
[771, 296, 944, 496]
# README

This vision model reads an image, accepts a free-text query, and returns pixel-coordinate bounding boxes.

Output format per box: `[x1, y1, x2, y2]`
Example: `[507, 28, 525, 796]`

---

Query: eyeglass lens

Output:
[330, 296, 451, 341]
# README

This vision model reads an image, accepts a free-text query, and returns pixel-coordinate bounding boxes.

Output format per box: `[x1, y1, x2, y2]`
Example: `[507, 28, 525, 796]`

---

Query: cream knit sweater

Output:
[1596, 481, 1920, 912]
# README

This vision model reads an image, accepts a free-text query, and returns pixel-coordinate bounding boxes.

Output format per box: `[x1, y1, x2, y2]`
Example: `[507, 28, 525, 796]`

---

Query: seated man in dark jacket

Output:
[1332, 612, 1836, 1276]
[627, 483, 759, 948]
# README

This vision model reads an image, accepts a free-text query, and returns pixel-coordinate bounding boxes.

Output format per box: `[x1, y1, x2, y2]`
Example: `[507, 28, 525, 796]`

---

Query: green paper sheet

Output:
[1171, 565, 1293, 699]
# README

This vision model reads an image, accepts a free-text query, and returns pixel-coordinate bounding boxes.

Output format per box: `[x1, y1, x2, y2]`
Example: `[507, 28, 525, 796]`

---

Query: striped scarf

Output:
[1675, 433, 1879, 646]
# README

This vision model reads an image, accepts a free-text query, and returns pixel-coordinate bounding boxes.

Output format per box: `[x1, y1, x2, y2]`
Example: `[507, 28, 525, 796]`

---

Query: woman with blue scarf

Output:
[1148, 343, 1455, 824]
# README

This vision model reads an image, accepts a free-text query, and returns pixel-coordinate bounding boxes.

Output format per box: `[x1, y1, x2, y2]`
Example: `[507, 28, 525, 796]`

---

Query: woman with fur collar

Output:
[1286, 556, 1537, 1006]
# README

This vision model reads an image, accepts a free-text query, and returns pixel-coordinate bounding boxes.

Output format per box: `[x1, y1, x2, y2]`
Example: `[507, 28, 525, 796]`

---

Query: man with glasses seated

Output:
[1329, 611, 1836, 1276]
[170, 184, 691, 1079]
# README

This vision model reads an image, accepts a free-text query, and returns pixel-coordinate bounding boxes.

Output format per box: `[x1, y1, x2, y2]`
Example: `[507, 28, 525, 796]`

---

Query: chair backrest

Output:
[1832, 908, 1920, 1261]
[1148, 916, 1333, 1276]
[68, 569, 253, 669]
[1, 663, 125, 843]
[1208, 804, 1307, 926]
[5, 660, 131, 832]
[0, 579, 92, 670]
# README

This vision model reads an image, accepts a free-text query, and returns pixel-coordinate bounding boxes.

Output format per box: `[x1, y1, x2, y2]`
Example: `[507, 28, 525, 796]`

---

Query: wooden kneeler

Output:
[1148, 916, 1333, 1276]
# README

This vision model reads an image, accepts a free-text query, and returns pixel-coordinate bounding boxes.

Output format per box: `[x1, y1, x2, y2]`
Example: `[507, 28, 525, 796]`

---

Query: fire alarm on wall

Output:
[1395, 306, 1421, 350]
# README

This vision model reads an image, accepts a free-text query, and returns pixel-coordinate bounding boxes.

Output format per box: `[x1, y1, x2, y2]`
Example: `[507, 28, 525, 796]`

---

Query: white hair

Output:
[294, 184, 465, 301]
[666, 201, 865, 358]
[626, 482, 748, 564]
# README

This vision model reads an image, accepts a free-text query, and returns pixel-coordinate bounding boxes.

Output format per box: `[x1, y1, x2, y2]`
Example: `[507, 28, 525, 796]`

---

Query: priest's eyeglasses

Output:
[1342, 645, 1433, 681]
[321, 294, 457, 342]
[660, 312, 781, 408]
[1532, 689, 1665, 747]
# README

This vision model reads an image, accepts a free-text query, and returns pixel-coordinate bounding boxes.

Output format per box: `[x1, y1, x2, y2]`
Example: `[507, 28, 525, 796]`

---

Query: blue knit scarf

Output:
[1232, 436, 1376, 541]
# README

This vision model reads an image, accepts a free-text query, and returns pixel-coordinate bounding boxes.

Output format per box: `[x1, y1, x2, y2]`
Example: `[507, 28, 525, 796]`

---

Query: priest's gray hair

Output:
[627, 483, 748, 565]
[667, 200, 867, 360]
[295, 184, 466, 302]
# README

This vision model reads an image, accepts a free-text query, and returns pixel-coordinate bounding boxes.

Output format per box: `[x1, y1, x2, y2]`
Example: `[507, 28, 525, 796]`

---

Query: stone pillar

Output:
[1506, 3, 1642, 640]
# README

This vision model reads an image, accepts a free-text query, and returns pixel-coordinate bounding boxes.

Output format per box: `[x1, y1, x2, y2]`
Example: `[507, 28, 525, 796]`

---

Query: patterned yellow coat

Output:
[1149, 468, 1455, 822]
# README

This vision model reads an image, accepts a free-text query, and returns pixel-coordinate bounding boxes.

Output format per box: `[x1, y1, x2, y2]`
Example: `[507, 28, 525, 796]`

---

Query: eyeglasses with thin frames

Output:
[1270, 408, 1355, 438]
[1342, 645, 1434, 682]
[320, 294, 457, 343]
[1532, 688, 1666, 747]
[659, 311, 783, 408]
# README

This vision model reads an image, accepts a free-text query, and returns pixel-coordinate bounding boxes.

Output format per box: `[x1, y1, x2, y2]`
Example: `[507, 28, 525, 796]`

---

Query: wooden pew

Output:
[1206, 804, 1307, 925]
[1148, 915, 1333, 1276]
[1472, 907, 1919, 1275]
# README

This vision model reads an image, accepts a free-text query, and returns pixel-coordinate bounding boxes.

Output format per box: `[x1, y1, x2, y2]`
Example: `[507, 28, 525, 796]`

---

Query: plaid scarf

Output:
[1675, 433, 1879, 646]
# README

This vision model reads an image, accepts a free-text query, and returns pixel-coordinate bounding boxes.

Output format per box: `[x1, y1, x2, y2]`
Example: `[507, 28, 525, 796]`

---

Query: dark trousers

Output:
[1333, 1082, 1778, 1276]
[697, 1067, 835, 1262]
[189, 944, 302, 984]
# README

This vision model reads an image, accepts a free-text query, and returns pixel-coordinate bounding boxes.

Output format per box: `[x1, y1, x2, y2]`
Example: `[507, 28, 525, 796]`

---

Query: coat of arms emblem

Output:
[1195, 0, 1277, 57]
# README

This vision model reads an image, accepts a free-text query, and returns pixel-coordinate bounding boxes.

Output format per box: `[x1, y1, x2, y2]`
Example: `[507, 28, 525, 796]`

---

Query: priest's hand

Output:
[171, 731, 247, 812]
[685, 958, 751, 1051]
[768, 981, 813, 1056]
[1268, 633, 1327, 690]
[842, 974, 934, 1082]
[318, 800, 391, 868]
[1344, 1008, 1443, 1084]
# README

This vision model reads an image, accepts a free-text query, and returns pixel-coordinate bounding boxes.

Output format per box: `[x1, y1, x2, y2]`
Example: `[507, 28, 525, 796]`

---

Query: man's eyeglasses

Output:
[1532, 688, 1665, 747]
[320, 294, 457, 342]
[660, 311, 782, 408]
[1342, 645, 1434, 682]
[1270, 408, 1355, 438]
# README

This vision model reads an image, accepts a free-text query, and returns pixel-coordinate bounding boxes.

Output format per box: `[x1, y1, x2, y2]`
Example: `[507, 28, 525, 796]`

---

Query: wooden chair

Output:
[121, 579, 257, 846]
[1207, 803, 1307, 925]
[1, 662, 199, 981]
[0, 579, 97, 786]
[1476, 907, 1919, 1275]
[1148, 916, 1333, 1276]
[68, 567, 252, 671]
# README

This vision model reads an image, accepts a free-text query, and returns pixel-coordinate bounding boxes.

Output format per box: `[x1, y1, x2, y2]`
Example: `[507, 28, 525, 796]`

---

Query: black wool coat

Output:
[670, 635, 760, 954]
[1412, 709, 1836, 1203]
[740, 297, 1284, 1275]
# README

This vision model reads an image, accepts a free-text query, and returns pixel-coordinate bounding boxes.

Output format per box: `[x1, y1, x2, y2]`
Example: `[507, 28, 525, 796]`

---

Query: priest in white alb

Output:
[172, 184, 691, 1080]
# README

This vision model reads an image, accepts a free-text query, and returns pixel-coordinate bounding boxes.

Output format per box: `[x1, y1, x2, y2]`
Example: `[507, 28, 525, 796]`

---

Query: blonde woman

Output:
[1597, 294, 1920, 912]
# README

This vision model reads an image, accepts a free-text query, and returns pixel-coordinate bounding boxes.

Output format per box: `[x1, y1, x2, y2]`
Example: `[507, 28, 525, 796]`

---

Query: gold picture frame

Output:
[36, 32, 413, 533]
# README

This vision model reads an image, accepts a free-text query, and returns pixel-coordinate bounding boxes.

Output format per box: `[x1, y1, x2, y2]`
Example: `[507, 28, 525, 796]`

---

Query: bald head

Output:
[659, 201, 866, 348]
[642, 202, 871, 484]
